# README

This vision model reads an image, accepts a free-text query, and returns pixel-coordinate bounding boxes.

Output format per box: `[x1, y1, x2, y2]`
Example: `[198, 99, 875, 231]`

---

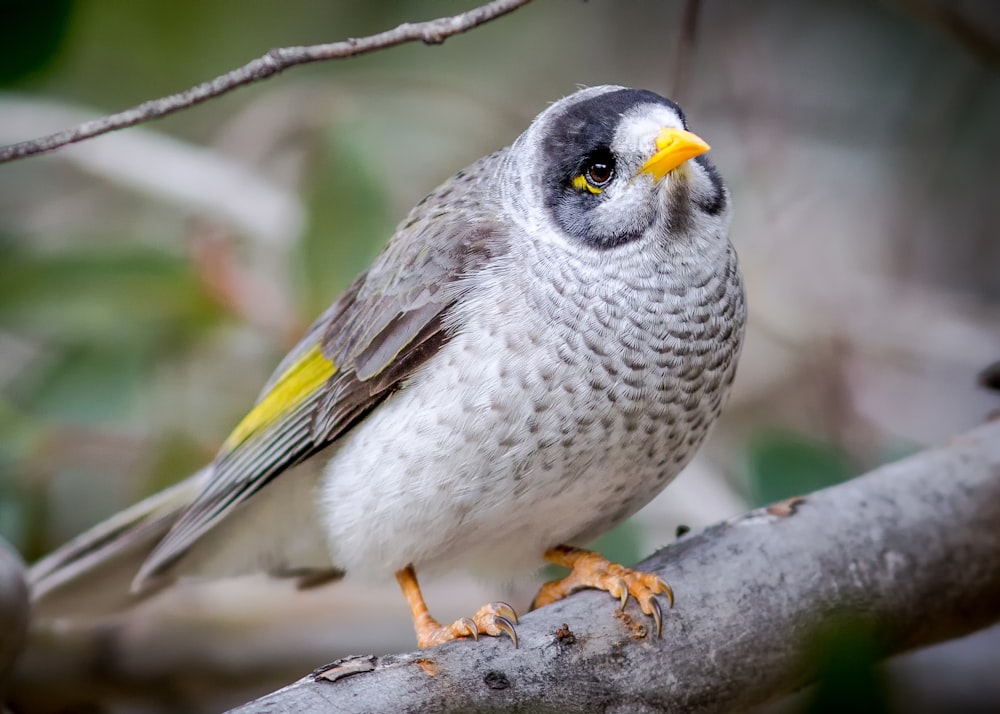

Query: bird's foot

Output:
[413, 601, 519, 649]
[533, 545, 674, 637]
[395, 565, 518, 649]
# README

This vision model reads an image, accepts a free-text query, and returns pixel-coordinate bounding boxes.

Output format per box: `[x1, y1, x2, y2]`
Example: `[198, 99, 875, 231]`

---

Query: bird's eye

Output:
[586, 162, 614, 187]
[572, 153, 616, 194]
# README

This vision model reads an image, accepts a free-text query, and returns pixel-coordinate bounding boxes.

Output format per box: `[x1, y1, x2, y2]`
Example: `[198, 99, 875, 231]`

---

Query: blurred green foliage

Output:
[746, 430, 855, 508]
[299, 121, 392, 315]
[0, 0, 74, 84]
[0, 242, 221, 422]
[0, 238, 225, 553]
[799, 616, 897, 714]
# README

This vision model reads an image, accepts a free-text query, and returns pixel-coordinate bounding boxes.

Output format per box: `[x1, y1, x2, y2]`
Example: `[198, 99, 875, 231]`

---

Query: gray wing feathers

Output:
[353, 302, 442, 381]
[131, 152, 509, 587]
[134, 396, 324, 585]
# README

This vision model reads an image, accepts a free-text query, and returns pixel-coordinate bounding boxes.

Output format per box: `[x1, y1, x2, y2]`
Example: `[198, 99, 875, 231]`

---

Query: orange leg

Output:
[394, 565, 518, 649]
[533, 545, 674, 637]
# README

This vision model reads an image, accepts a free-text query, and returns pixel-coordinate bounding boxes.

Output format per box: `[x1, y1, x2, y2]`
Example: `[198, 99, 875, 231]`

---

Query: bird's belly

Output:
[317, 317, 725, 582]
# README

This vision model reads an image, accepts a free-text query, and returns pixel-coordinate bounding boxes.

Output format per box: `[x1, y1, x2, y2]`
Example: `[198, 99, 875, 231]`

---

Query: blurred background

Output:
[1, 0, 998, 711]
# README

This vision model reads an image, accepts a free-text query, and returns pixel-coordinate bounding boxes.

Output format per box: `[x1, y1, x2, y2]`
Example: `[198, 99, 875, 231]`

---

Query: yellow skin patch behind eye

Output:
[572, 174, 603, 195]
[222, 344, 337, 451]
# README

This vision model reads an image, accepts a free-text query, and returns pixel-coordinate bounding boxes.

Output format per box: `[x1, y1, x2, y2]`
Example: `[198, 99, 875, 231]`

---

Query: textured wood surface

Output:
[232, 421, 1000, 713]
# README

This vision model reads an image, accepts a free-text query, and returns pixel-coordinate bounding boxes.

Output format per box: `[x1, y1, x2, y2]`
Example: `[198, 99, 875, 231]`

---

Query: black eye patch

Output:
[692, 155, 726, 216]
[538, 88, 683, 248]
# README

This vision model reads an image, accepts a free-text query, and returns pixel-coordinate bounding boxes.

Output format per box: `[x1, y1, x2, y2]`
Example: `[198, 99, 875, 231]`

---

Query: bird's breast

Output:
[318, 240, 745, 580]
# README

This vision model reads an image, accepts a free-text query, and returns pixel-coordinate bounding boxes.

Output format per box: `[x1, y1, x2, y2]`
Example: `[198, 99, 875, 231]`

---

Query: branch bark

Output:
[0, 0, 533, 164]
[231, 421, 1000, 713]
[0, 538, 29, 693]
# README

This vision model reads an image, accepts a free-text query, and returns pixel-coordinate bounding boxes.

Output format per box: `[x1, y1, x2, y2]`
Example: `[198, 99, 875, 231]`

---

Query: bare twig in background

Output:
[0, 539, 28, 691]
[889, 0, 1000, 66]
[981, 361, 1000, 391]
[671, 0, 701, 102]
[229, 421, 1000, 713]
[0, 0, 533, 164]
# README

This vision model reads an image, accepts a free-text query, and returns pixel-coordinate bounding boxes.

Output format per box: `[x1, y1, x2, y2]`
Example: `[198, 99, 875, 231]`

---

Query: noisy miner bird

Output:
[30, 85, 746, 649]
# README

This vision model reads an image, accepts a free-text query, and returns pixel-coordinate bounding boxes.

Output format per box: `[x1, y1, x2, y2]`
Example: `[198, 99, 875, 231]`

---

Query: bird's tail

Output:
[28, 469, 208, 619]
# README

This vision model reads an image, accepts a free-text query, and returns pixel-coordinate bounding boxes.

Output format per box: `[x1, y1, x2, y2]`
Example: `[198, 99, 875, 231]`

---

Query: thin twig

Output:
[0, 0, 533, 164]
[671, 0, 701, 102]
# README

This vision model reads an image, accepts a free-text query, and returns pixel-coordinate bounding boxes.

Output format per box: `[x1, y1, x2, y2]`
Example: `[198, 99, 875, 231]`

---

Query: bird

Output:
[29, 85, 746, 649]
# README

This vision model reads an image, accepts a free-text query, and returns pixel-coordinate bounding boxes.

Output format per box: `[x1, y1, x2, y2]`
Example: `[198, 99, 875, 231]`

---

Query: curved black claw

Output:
[495, 616, 519, 648]
[459, 616, 479, 641]
[661, 578, 676, 609]
[650, 597, 663, 638]
[491, 602, 519, 648]
[495, 602, 519, 625]
[614, 577, 630, 610]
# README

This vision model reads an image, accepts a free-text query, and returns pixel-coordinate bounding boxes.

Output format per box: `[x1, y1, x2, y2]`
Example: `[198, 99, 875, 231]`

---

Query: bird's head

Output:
[507, 86, 729, 253]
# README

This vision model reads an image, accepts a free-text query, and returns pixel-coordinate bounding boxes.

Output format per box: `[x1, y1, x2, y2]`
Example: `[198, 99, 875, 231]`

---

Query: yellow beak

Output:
[639, 128, 711, 182]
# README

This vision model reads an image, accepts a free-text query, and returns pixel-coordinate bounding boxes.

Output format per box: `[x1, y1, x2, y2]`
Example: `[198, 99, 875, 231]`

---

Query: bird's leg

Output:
[532, 545, 674, 637]
[394, 565, 519, 649]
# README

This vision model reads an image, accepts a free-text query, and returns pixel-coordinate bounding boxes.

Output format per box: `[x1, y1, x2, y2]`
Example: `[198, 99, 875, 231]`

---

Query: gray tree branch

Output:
[231, 420, 1000, 713]
[0, 538, 29, 693]
[0, 0, 533, 164]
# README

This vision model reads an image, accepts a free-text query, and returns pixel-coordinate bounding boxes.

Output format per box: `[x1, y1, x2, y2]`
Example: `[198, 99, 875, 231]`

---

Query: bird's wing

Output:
[136, 155, 506, 586]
